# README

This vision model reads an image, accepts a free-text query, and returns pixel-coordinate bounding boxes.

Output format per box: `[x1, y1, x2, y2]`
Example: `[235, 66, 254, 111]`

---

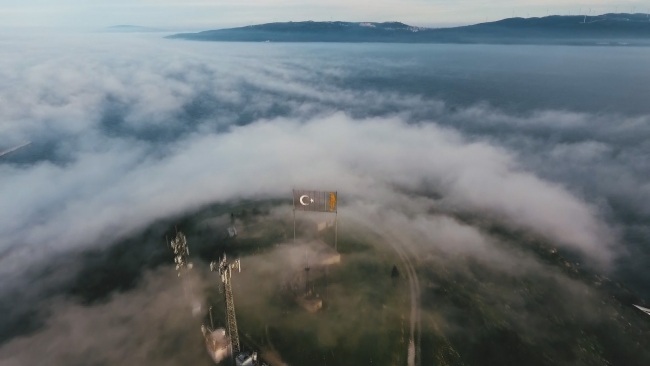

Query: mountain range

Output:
[167, 13, 650, 45]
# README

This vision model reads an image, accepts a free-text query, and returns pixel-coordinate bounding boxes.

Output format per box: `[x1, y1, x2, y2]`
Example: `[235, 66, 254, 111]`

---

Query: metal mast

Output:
[210, 255, 242, 356]
[304, 249, 310, 295]
[169, 230, 192, 275]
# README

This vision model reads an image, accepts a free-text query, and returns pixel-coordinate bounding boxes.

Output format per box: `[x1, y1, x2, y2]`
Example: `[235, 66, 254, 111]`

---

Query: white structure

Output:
[316, 220, 334, 232]
[236, 352, 257, 366]
[202, 326, 231, 364]
[634, 304, 650, 316]
[303, 240, 341, 266]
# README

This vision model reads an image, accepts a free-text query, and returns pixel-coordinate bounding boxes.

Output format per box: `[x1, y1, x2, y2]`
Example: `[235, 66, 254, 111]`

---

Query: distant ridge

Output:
[167, 14, 650, 45]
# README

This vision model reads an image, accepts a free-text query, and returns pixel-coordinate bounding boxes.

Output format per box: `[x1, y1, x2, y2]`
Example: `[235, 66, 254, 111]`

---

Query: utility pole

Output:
[305, 249, 311, 295]
[211, 255, 242, 358]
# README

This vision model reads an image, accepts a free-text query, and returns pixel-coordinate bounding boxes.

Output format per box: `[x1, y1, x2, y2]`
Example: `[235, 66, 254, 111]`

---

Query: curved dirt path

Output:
[372, 226, 422, 366]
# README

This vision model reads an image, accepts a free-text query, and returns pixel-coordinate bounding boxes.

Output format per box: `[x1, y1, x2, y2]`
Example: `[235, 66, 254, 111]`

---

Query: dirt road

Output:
[374, 227, 422, 366]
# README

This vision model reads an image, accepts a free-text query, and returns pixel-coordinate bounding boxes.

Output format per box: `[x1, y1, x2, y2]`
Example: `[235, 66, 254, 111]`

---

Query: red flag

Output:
[293, 190, 337, 212]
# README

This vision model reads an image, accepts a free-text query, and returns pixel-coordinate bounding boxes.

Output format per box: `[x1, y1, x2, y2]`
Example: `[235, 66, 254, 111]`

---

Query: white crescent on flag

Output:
[293, 190, 337, 212]
[299, 195, 314, 206]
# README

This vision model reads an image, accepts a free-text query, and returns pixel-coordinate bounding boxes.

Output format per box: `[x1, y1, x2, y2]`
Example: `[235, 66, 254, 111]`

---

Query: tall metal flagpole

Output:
[334, 191, 338, 252]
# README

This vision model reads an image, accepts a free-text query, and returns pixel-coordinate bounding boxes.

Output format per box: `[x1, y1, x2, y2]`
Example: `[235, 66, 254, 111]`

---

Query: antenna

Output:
[211, 255, 242, 358]
[169, 231, 191, 275]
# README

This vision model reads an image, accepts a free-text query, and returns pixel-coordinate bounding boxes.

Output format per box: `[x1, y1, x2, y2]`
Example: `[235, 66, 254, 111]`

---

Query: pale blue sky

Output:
[0, 0, 648, 29]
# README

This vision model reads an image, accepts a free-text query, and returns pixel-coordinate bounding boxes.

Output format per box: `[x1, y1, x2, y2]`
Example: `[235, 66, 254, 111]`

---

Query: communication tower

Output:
[169, 230, 192, 275]
[211, 255, 242, 357]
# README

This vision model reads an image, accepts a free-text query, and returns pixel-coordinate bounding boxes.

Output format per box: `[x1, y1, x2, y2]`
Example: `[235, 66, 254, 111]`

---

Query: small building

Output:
[236, 352, 258, 366]
[203, 327, 230, 364]
[296, 294, 323, 313]
[316, 220, 335, 232]
[305, 240, 340, 266]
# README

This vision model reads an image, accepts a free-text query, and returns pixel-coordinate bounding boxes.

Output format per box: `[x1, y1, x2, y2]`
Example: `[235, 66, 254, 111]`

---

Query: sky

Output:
[0, 0, 649, 29]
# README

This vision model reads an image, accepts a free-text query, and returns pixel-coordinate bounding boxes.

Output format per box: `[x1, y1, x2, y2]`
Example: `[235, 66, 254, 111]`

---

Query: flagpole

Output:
[334, 191, 338, 252]
[293, 190, 296, 245]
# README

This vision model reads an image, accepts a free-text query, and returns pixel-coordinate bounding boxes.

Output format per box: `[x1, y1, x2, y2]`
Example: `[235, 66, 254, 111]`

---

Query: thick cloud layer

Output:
[0, 34, 628, 270]
[1, 31, 650, 364]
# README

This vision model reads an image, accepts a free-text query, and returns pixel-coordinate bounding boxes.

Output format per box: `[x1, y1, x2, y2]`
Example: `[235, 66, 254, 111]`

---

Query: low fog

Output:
[1, 31, 649, 365]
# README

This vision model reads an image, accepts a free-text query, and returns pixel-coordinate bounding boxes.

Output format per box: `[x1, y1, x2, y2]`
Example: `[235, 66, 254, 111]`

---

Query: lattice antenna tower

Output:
[210, 255, 242, 356]
[169, 230, 193, 276]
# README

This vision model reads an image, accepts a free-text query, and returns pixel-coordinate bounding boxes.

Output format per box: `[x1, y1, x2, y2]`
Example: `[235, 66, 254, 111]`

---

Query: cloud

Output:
[0, 268, 212, 366]
[0, 112, 616, 279]
[0, 34, 625, 284]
